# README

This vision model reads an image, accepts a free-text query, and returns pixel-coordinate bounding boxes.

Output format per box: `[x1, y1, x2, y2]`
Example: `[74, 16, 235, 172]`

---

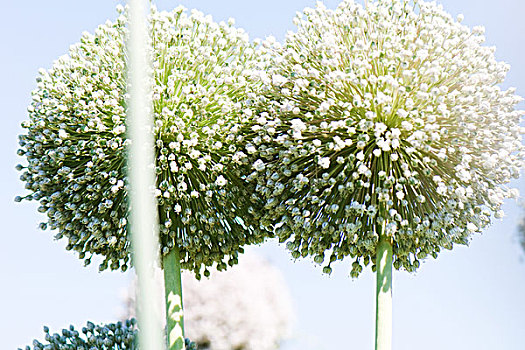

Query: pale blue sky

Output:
[1, 1, 525, 349]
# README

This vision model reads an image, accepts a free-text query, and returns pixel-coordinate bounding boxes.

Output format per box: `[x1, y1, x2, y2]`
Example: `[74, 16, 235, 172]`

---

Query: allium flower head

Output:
[245, 0, 524, 277]
[17, 6, 268, 277]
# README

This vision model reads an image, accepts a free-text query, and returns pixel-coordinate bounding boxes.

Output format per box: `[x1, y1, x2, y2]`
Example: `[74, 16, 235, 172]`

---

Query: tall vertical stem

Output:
[163, 247, 185, 350]
[127, 0, 164, 349]
[375, 235, 393, 350]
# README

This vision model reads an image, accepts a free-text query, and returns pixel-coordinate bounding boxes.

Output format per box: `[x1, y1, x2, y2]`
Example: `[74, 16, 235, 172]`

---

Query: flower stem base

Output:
[163, 247, 185, 350]
[375, 235, 393, 350]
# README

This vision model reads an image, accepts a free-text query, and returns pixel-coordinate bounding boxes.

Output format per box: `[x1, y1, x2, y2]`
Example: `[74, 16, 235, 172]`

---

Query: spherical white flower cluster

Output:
[244, 0, 524, 276]
[17, 6, 270, 277]
[124, 252, 294, 350]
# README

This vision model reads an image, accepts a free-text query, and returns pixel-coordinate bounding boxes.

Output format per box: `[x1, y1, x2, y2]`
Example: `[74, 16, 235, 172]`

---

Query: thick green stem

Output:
[163, 247, 185, 350]
[375, 235, 393, 350]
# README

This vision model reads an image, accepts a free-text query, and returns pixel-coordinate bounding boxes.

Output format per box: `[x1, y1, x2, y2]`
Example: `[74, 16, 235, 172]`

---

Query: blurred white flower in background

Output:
[123, 251, 294, 350]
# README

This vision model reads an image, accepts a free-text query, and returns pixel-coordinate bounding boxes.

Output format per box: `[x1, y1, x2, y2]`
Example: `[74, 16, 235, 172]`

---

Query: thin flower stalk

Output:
[127, 0, 164, 349]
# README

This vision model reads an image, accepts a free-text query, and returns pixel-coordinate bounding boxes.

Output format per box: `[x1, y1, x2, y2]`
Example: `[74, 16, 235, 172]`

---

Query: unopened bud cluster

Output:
[21, 319, 137, 350]
[20, 319, 197, 350]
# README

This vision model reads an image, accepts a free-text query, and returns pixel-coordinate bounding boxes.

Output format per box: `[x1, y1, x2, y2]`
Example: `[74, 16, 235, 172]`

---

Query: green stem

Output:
[163, 247, 185, 350]
[375, 235, 393, 350]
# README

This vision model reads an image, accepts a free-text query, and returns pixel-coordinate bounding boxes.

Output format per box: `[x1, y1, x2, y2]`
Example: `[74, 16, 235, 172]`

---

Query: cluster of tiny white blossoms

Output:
[244, 0, 524, 276]
[17, 5, 269, 277]
[23, 320, 139, 350]
[124, 252, 294, 350]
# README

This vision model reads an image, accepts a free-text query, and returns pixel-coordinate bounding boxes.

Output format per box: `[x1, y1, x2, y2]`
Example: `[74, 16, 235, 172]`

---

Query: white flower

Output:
[17, 5, 271, 276]
[244, 0, 524, 277]
[58, 129, 68, 139]
[401, 121, 413, 131]
[253, 159, 266, 172]
[318, 101, 331, 113]
[467, 223, 478, 232]
[272, 74, 288, 86]
[318, 157, 330, 169]
[215, 175, 227, 187]
[374, 122, 387, 137]
[123, 252, 294, 350]
[290, 118, 306, 132]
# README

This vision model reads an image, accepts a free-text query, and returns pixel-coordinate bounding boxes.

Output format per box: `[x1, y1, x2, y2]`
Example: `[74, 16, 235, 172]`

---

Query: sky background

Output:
[1, 0, 525, 349]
